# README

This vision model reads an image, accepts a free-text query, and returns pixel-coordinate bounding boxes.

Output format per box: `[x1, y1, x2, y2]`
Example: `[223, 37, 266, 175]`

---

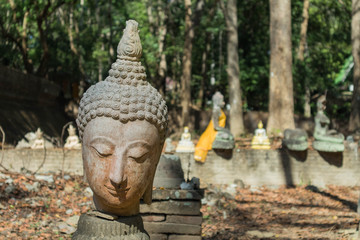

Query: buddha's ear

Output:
[143, 145, 162, 204]
[143, 178, 153, 204]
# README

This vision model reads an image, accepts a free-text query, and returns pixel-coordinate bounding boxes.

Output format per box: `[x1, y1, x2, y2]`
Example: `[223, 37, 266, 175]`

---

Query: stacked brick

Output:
[140, 189, 203, 240]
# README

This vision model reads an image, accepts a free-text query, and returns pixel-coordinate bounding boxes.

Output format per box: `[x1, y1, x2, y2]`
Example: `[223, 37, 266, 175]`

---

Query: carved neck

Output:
[93, 194, 140, 216]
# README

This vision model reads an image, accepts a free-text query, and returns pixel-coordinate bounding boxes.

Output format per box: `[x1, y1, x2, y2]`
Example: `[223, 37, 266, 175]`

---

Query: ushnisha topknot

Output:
[76, 20, 168, 141]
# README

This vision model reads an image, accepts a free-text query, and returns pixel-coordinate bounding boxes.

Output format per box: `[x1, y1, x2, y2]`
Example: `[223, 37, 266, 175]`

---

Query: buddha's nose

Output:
[109, 155, 127, 187]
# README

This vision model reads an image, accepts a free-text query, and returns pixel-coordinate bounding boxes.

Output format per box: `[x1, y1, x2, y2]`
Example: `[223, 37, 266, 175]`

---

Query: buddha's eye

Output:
[128, 150, 149, 163]
[126, 142, 152, 163]
[91, 146, 112, 158]
[89, 137, 115, 158]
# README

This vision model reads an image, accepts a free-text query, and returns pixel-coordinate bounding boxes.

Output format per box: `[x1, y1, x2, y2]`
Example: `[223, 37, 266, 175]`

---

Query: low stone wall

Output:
[1, 148, 359, 187]
[1, 149, 83, 175]
[177, 149, 360, 188]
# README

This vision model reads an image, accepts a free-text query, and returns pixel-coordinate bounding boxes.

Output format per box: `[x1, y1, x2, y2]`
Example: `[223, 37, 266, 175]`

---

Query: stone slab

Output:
[144, 222, 201, 235]
[168, 235, 201, 240]
[166, 215, 202, 225]
[313, 141, 344, 152]
[149, 234, 167, 240]
[142, 214, 165, 222]
[152, 189, 204, 200]
[140, 200, 201, 215]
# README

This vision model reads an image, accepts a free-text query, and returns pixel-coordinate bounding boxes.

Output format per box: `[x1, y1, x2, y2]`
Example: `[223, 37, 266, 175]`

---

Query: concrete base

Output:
[72, 212, 149, 240]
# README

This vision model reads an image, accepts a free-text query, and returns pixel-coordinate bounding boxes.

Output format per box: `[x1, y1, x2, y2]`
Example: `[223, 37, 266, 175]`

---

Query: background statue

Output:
[73, 20, 167, 239]
[313, 95, 344, 152]
[194, 91, 234, 163]
[64, 125, 81, 149]
[176, 126, 195, 152]
[251, 121, 271, 149]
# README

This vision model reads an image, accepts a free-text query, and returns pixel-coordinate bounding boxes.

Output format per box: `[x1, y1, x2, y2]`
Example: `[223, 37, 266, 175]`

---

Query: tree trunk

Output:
[297, 0, 309, 61]
[349, 0, 360, 132]
[267, 0, 295, 135]
[36, 17, 50, 77]
[180, 0, 194, 127]
[197, 40, 210, 108]
[146, 0, 155, 34]
[304, 87, 311, 118]
[197, 2, 216, 108]
[221, 0, 244, 137]
[157, 0, 167, 96]
[297, 0, 311, 118]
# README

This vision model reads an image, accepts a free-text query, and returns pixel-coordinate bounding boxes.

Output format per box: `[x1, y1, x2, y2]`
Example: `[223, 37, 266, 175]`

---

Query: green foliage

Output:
[293, 0, 352, 119]
[0, 0, 354, 122]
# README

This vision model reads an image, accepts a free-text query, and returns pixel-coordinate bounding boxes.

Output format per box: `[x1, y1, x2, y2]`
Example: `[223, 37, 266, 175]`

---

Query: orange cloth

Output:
[194, 110, 226, 163]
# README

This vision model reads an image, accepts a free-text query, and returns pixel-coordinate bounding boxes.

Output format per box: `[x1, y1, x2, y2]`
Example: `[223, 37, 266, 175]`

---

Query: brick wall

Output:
[1, 148, 359, 187]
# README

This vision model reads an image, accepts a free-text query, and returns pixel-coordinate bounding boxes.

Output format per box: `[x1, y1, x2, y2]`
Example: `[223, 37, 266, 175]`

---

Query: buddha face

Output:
[82, 117, 162, 216]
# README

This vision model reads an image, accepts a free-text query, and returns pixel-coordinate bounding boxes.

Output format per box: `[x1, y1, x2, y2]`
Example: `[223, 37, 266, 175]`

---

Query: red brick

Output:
[142, 214, 165, 222]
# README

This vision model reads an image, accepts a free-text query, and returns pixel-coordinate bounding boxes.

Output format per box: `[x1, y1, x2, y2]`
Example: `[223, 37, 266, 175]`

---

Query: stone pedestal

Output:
[72, 211, 149, 240]
[153, 155, 185, 189]
[140, 189, 203, 240]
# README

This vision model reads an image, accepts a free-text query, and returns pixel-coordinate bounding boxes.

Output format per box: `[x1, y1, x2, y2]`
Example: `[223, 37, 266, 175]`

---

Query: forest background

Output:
[0, 0, 358, 138]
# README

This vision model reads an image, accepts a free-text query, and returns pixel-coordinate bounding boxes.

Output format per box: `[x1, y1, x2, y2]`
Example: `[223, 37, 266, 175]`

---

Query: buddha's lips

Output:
[104, 185, 130, 194]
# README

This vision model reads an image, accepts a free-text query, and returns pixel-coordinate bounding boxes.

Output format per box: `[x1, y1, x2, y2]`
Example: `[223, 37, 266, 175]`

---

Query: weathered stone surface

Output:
[168, 235, 201, 240]
[153, 155, 185, 189]
[140, 201, 201, 215]
[151, 189, 204, 200]
[144, 222, 201, 235]
[149, 234, 167, 240]
[166, 215, 202, 225]
[141, 215, 165, 222]
[283, 128, 308, 151]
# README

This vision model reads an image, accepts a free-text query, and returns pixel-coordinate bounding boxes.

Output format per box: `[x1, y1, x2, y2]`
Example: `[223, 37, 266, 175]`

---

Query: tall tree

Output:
[267, 0, 295, 134]
[297, 0, 311, 118]
[220, 0, 244, 136]
[349, 0, 360, 132]
[180, 0, 193, 127]
[297, 0, 309, 62]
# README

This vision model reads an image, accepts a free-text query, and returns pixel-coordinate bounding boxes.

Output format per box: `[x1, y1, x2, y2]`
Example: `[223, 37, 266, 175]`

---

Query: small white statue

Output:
[31, 128, 45, 149]
[64, 125, 81, 149]
[251, 121, 271, 149]
[176, 126, 195, 153]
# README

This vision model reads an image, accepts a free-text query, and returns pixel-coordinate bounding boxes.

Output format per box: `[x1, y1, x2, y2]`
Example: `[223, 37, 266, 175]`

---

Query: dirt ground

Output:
[0, 171, 358, 239]
[202, 184, 359, 239]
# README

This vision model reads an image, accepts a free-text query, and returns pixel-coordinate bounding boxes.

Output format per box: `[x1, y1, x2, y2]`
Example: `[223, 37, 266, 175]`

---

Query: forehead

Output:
[83, 117, 159, 144]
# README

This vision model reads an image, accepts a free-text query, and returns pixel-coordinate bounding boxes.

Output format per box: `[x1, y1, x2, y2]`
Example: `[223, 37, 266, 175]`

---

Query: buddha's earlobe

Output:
[143, 178, 153, 204]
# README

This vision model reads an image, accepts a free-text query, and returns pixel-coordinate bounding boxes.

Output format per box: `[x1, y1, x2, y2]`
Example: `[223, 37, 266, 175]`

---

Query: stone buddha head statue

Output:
[76, 20, 167, 216]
